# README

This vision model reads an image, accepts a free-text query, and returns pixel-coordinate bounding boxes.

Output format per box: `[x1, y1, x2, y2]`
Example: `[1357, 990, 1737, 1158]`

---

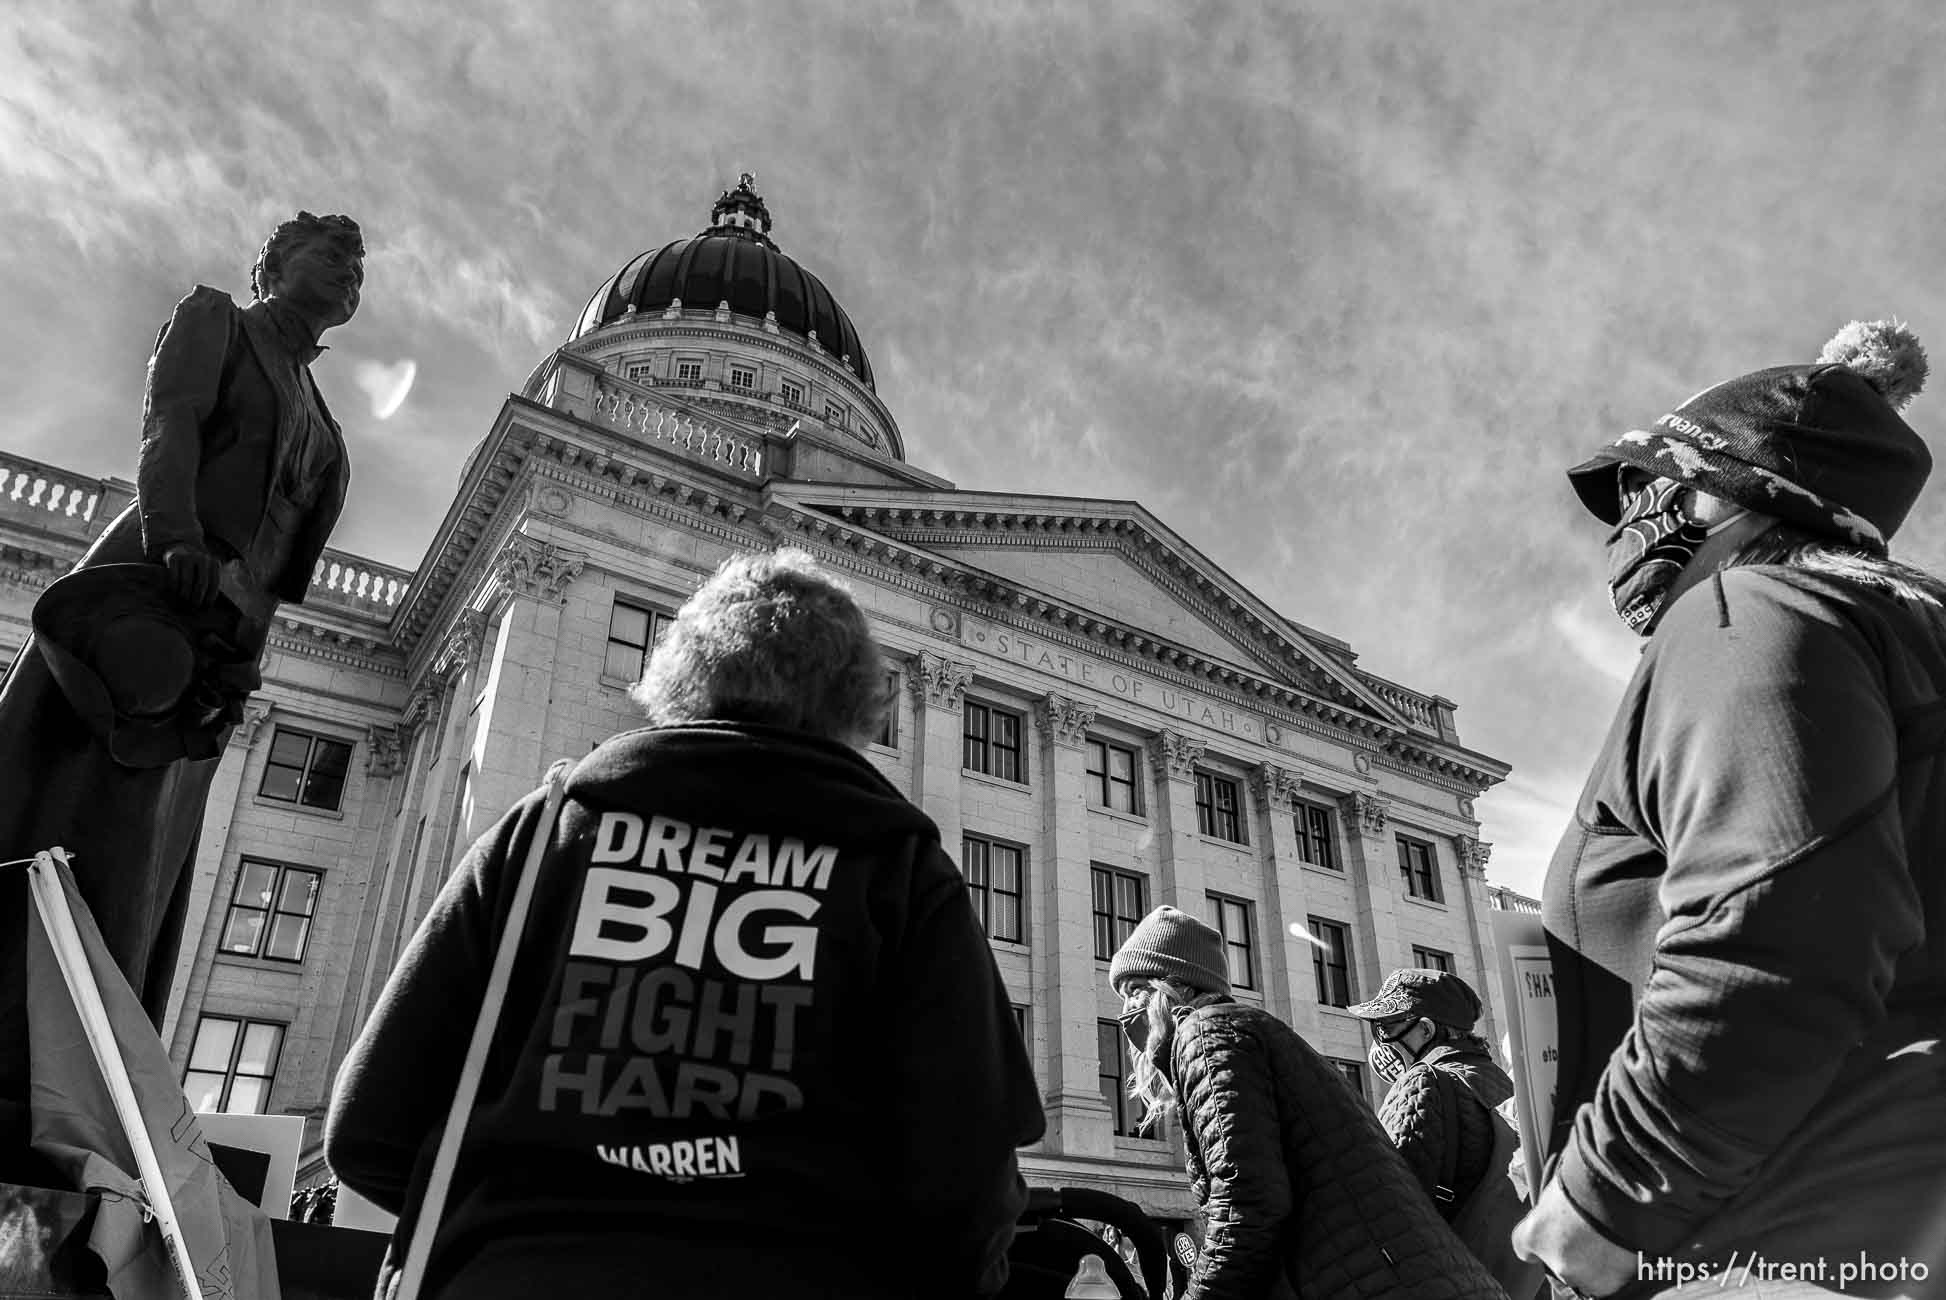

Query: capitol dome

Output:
[570, 175, 874, 388]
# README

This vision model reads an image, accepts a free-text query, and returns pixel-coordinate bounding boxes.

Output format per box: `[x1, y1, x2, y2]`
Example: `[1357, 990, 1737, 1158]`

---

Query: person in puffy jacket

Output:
[1109, 905, 1505, 1300]
[327, 546, 1046, 1299]
[1349, 969, 1513, 1218]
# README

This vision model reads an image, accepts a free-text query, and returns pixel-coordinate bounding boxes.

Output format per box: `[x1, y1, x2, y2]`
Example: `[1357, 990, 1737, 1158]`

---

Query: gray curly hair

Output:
[630, 547, 892, 746]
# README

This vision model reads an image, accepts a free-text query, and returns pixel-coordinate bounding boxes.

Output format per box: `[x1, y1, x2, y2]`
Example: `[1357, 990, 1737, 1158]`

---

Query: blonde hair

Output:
[1126, 977, 1205, 1130]
[1730, 522, 1946, 608]
[630, 547, 892, 746]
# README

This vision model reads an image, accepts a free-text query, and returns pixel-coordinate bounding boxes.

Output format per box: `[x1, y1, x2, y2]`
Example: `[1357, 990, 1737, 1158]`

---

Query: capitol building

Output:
[0, 178, 1513, 1218]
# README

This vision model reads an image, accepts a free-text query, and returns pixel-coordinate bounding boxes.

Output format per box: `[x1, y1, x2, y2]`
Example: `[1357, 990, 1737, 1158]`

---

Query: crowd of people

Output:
[323, 319, 1946, 1300]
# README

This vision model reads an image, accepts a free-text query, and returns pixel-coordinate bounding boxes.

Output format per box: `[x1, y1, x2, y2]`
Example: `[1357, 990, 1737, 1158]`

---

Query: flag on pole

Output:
[24, 848, 278, 1300]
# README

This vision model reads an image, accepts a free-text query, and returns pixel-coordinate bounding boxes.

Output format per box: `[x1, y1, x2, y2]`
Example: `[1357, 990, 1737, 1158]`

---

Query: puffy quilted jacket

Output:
[1375, 1042, 1515, 1217]
[1170, 1000, 1506, 1300]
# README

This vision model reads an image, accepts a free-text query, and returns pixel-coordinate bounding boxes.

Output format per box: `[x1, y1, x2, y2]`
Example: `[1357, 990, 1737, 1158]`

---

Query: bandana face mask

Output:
[1606, 477, 1744, 636]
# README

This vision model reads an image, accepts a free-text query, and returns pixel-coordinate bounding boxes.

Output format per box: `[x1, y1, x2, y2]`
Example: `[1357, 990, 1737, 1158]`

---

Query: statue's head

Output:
[252, 212, 365, 326]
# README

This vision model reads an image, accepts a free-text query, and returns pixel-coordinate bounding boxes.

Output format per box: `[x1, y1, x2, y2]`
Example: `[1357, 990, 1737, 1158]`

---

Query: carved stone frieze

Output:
[366, 724, 407, 778]
[909, 650, 973, 713]
[1455, 836, 1493, 877]
[493, 534, 587, 604]
[1252, 763, 1302, 812]
[1037, 693, 1095, 749]
[1147, 728, 1205, 781]
[1338, 790, 1391, 835]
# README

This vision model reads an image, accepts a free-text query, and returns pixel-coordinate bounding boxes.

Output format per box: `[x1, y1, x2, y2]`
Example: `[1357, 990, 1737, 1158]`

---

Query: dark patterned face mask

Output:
[1606, 478, 1715, 635]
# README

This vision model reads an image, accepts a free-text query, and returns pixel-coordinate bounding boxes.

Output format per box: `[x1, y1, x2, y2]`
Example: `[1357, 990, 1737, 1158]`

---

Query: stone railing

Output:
[1486, 884, 1542, 914]
[587, 374, 766, 478]
[0, 452, 131, 540]
[1353, 670, 1443, 734]
[307, 548, 414, 618]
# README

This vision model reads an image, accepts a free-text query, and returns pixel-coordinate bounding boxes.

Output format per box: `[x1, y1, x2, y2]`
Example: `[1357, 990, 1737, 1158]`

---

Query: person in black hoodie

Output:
[326, 546, 1046, 1300]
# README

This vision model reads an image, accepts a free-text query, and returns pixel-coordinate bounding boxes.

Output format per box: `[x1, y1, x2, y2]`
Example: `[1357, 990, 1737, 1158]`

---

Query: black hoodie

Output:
[326, 722, 1046, 1299]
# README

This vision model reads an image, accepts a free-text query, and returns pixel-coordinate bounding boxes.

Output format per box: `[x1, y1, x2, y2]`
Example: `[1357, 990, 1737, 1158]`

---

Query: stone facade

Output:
[0, 197, 1511, 1217]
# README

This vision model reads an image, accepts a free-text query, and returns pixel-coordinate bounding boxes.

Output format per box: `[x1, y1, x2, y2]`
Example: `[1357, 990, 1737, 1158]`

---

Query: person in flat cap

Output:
[1517, 322, 1946, 1298]
[0, 212, 363, 1183]
[1108, 906, 1503, 1299]
[1349, 969, 1539, 1297]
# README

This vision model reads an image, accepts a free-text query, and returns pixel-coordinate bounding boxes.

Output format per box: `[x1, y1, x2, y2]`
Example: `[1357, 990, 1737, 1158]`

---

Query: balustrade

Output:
[588, 376, 765, 477]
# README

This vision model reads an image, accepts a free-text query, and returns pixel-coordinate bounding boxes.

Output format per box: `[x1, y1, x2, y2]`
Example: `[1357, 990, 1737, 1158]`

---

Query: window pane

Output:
[220, 910, 265, 957]
[258, 765, 302, 802]
[609, 603, 650, 648]
[188, 1018, 238, 1073]
[236, 862, 277, 908]
[993, 848, 1020, 895]
[225, 1076, 269, 1115]
[301, 763, 347, 811]
[268, 730, 311, 768]
[603, 642, 645, 681]
[994, 894, 1021, 942]
[265, 913, 310, 962]
[276, 870, 320, 916]
[183, 1071, 227, 1113]
[237, 1023, 283, 1077]
[310, 739, 351, 779]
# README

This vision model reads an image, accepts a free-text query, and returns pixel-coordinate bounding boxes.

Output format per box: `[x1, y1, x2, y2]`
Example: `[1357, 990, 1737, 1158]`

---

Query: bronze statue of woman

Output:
[0, 211, 365, 1182]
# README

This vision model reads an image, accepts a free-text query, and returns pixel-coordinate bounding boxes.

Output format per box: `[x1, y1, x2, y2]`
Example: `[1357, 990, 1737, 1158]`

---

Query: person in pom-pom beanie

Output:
[1519, 323, 1946, 1298]
[1109, 907, 1505, 1299]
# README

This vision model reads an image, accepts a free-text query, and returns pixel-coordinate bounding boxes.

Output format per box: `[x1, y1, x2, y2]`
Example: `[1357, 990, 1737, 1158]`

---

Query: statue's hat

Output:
[32, 564, 263, 769]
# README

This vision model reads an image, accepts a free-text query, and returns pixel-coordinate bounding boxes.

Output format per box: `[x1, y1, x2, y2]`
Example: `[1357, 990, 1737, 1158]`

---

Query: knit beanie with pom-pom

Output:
[1568, 320, 1932, 552]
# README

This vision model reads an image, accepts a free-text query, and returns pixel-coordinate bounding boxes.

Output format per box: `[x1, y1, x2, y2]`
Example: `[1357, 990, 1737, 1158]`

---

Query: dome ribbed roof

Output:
[570, 176, 873, 388]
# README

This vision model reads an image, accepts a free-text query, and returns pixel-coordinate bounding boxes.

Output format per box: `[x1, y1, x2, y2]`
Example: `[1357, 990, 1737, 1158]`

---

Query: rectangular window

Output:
[1207, 893, 1258, 990]
[1398, 835, 1442, 902]
[1295, 799, 1340, 870]
[183, 1016, 285, 1115]
[780, 377, 806, 408]
[1084, 737, 1141, 814]
[604, 598, 673, 682]
[1011, 1004, 1029, 1044]
[963, 700, 1025, 783]
[873, 669, 899, 748]
[727, 364, 755, 391]
[674, 358, 703, 383]
[259, 727, 353, 812]
[1091, 866, 1148, 961]
[962, 834, 1025, 943]
[1332, 1058, 1368, 1104]
[219, 860, 322, 963]
[1098, 1019, 1153, 1138]
[1309, 916, 1354, 1007]
[623, 361, 655, 383]
[1193, 771, 1245, 843]
[1413, 945, 1455, 974]
[824, 399, 847, 426]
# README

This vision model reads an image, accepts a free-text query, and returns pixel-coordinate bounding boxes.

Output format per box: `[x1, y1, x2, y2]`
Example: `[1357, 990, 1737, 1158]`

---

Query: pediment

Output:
[766, 486, 1421, 733]
[925, 541, 1277, 675]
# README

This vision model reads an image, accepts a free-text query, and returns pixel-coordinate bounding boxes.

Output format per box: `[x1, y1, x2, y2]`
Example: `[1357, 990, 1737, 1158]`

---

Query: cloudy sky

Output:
[5, 1, 1945, 898]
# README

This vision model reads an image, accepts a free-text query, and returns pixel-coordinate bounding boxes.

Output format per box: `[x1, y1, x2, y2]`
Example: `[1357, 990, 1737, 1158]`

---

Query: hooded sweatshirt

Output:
[326, 722, 1046, 1299]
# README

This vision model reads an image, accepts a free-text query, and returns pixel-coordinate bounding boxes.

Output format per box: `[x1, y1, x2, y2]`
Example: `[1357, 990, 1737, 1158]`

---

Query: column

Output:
[462, 536, 586, 842]
[1146, 729, 1208, 910]
[1035, 692, 1115, 1157]
[907, 650, 972, 853]
[1336, 790, 1406, 1004]
[1454, 835, 1506, 1052]
[162, 699, 274, 1052]
[1250, 763, 1318, 1035]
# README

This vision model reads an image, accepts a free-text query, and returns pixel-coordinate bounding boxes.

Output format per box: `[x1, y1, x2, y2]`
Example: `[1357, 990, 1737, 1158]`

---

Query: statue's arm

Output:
[136, 285, 233, 561]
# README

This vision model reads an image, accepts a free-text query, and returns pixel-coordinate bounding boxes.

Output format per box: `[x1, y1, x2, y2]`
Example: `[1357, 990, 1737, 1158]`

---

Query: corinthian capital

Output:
[494, 534, 587, 604]
[1252, 763, 1302, 812]
[432, 609, 488, 680]
[1455, 835, 1493, 877]
[1037, 693, 1096, 749]
[910, 650, 974, 713]
[1147, 728, 1205, 781]
[1337, 790, 1391, 835]
[366, 723, 407, 778]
